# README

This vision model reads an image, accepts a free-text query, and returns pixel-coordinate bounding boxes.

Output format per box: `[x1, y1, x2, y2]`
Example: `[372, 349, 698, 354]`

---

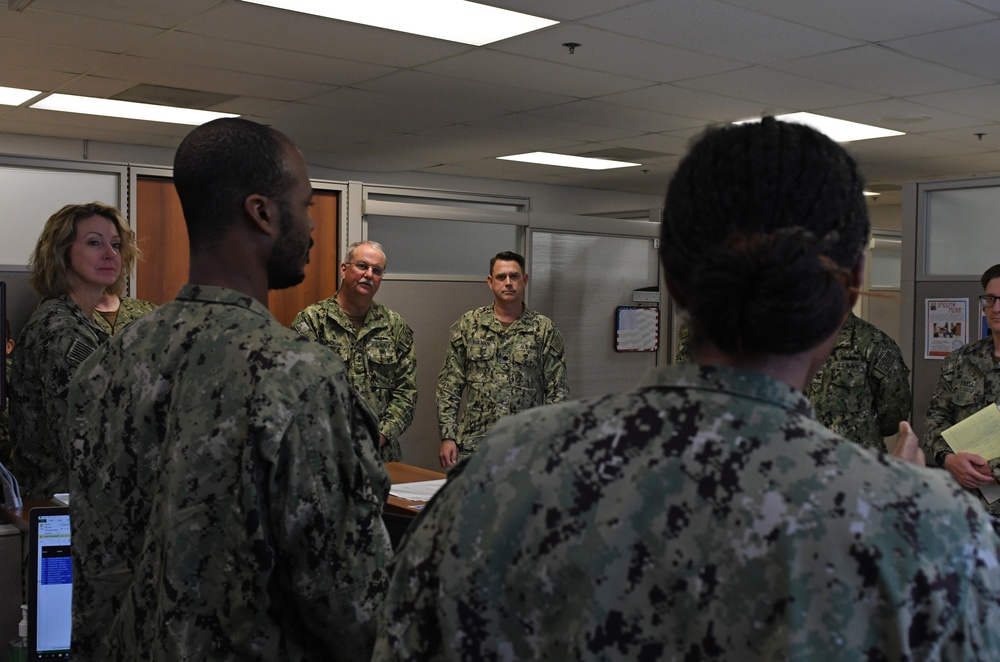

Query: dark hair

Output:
[173, 118, 295, 251]
[981, 264, 1000, 289]
[490, 251, 525, 274]
[661, 117, 870, 357]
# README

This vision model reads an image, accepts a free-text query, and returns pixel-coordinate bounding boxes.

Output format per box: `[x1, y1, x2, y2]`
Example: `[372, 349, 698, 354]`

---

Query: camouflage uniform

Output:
[676, 316, 911, 452]
[804, 313, 910, 452]
[67, 285, 392, 662]
[0, 358, 10, 466]
[924, 336, 1000, 518]
[9, 294, 108, 499]
[292, 297, 416, 462]
[377, 364, 1000, 661]
[92, 296, 157, 335]
[436, 305, 568, 460]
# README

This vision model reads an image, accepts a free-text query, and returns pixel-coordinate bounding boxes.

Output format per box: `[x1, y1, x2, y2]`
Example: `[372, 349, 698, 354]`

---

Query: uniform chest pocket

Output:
[365, 337, 398, 365]
[468, 340, 496, 362]
[511, 345, 539, 369]
[952, 380, 985, 408]
[828, 361, 866, 388]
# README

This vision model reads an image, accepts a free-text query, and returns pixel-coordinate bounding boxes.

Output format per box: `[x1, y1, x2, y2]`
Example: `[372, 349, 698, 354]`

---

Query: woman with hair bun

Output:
[9, 201, 139, 499]
[376, 118, 1000, 661]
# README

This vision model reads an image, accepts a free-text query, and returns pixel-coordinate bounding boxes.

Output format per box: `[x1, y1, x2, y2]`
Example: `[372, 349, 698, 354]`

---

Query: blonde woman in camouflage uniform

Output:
[377, 118, 1000, 661]
[9, 201, 138, 499]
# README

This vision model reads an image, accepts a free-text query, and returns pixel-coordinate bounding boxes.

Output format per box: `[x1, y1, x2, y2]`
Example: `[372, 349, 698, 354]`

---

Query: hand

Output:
[890, 421, 925, 466]
[439, 439, 458, 469]
[943, 452, 997, 490]
[379, 433, 388, 448]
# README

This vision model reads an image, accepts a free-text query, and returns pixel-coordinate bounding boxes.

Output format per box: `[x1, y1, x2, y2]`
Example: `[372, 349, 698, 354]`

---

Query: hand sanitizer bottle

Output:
[7, 604, 27, 662]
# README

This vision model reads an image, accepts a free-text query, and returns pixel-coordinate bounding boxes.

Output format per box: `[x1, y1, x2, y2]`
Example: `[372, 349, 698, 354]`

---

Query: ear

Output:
[522, 272, 529, 286]
[244, 193, 276, 236]
[487, 274, 494, 288]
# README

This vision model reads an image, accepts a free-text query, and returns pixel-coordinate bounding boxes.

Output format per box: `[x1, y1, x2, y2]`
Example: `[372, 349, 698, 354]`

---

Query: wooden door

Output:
[135, 176, 340, 326]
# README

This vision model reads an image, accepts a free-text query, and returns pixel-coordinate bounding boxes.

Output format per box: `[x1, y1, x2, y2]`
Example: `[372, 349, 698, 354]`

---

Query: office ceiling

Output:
[3, 0, 1000, 204]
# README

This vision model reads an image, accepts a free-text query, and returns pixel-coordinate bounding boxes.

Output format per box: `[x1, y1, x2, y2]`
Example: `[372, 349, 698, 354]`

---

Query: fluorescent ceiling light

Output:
[30, 94, 238, 125]
[736, 112, 904, 142]
[0, 86, 41, 105]
[240, 0, 557, 46]
[862, 191, 880, 197]
[498, 151, 640, 171]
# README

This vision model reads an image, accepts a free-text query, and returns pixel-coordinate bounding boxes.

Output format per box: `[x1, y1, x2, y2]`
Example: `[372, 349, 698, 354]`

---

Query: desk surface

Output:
[0, 499, 58, 533]
[0, 463, 445, 527]
[385, 462, 446, 516]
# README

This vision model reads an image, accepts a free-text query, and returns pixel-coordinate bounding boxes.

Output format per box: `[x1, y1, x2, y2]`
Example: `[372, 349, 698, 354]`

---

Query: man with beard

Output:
[293, 240, 417, 462]
[67, 118, 391, 661]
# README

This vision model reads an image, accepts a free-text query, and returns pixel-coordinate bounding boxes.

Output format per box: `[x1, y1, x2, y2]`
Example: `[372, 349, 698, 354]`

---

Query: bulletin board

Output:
[615, 306, 659, 352]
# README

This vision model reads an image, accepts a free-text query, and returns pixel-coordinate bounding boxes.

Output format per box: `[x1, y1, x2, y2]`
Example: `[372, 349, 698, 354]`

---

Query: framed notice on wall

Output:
[615, 306, 659, 352]
[925, 297, 969, 359]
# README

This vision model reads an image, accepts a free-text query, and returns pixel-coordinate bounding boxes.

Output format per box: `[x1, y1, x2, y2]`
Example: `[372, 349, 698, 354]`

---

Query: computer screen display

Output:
[28, 506, 72, 660]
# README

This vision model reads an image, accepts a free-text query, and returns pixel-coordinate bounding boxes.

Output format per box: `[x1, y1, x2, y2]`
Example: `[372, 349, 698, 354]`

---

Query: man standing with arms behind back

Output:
[67, 118, 391, 661]
[293, 240, 416, 462]
[437, 251, 568, 468]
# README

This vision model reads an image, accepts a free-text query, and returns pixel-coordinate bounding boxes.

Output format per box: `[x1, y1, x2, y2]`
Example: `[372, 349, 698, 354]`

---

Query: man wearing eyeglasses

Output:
[437, 251, 569, 468]
[925, 263, 1000, 518]
[293, 240, 417, 462]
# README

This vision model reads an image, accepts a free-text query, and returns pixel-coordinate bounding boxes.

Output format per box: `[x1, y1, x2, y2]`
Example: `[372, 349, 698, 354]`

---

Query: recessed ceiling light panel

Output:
[240, 0, 557, 46]
[0, 85, 41, 106]
[30, 94, 238, 125]
[736, 112, 904, 142]
[498, 151, 640, 171]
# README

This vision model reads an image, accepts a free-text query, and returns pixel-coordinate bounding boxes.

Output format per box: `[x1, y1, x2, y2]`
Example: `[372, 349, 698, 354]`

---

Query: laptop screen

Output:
[27, 506, 72, 660]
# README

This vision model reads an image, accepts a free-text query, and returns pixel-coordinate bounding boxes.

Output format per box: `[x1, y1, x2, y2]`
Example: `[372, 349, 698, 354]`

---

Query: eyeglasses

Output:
[348, 261, 384, 277]
[980, 295, 1000, 307]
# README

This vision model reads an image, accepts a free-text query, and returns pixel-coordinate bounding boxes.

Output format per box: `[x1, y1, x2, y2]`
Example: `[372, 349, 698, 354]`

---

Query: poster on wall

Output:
[925, 298, 969, 359]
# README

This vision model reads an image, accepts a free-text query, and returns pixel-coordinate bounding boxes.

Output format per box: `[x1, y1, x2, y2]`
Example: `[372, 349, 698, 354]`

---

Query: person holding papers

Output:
[924, 263, 1000, 517]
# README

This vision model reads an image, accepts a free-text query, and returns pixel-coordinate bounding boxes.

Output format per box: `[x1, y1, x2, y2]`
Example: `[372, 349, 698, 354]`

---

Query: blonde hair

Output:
[30, 202, 141, 298]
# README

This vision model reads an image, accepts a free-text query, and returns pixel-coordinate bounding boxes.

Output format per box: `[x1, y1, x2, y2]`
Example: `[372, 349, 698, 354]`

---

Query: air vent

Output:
[112, 84, 237, 110]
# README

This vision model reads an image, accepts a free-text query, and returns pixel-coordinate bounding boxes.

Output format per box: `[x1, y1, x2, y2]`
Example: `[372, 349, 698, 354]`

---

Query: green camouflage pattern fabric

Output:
[67, 285, 392, 661]
[0, 358, 10, 466]
[804, 313, 910, 452]
[676, 316, 911, 452]
[9, 294, 108, 498]
[436, 305, 568, 460]
[92, 296, 157, 335]
[378, 363, 1000, 661]
[292, 297, 416, 462]
[924, 336, 1000, 517]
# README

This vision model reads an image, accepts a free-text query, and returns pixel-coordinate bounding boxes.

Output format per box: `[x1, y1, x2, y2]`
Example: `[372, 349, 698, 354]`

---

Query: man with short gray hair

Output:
[293, 240, 417, 462]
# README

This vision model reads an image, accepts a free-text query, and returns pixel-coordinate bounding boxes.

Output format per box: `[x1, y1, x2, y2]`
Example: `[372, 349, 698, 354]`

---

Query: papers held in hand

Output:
[941, 403, 1000, 503]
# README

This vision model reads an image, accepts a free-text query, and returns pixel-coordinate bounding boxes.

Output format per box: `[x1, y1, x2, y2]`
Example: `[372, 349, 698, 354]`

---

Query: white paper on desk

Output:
[979, 482, 1000, 504]
[389, 479, 446, 502]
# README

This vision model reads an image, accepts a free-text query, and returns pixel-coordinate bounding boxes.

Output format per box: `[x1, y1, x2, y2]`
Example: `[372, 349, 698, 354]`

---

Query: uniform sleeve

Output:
[291, 306, 321, 340]
[270, 379, 392, 661]
[542, 325, 569, 405]
[923, 353, 961, 461]
[675, 320, 692, 364]
[378, 322, 417, 443]
[436, 321, 468, 441]
[867, 336, 911, 437]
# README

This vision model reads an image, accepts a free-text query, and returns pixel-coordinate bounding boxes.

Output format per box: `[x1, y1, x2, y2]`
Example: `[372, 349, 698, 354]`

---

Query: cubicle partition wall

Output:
[902, 176, 1000, 439]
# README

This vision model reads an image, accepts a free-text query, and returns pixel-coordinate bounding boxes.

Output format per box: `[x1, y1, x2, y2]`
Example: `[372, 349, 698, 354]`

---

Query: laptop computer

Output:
[27, 506, 72, 660]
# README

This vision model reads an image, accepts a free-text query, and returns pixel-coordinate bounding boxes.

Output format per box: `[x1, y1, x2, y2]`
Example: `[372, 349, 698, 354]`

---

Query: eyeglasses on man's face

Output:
[979, 295, 1000, 307]
[348, 261, 384, 277]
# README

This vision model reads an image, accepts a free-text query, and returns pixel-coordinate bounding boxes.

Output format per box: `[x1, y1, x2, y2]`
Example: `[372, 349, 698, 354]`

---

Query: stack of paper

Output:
[941, 403, 1000, 503]
[389, 479, 446, 502]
